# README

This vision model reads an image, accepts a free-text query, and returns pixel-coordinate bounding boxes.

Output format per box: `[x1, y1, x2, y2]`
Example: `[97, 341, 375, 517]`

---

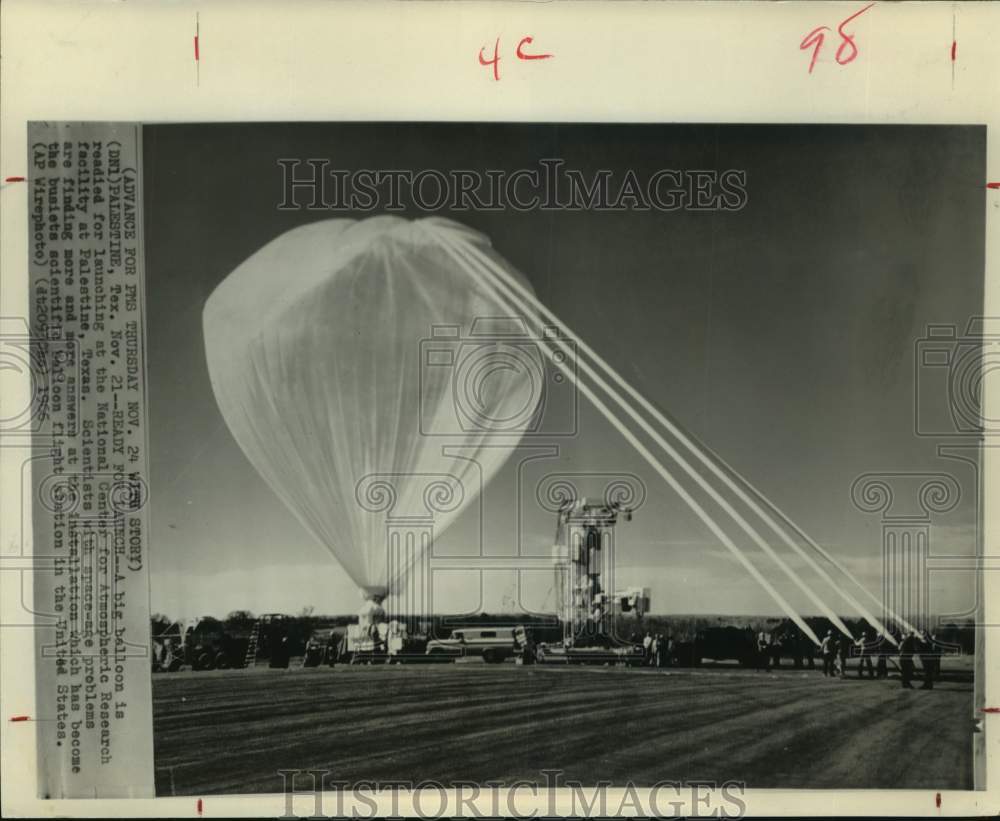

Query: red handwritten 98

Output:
[800, 3, 875, 74]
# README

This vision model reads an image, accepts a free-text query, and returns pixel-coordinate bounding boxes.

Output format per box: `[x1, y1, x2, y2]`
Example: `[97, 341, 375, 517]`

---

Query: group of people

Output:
[626, 625, 944, 686]
[819, 628, 942, 689]
[754, 631, 783, 671]
[641, 632, 674, 667]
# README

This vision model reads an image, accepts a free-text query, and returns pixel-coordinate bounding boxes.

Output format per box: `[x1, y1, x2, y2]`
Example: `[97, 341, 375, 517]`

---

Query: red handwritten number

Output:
[835, 3, 874, 65]
[516, 36, 553, 61]
[479, 35, 552, 81]
[801, 3, 875, 74]
[479, 38, 501, 81]
[799, 27, 829, 74]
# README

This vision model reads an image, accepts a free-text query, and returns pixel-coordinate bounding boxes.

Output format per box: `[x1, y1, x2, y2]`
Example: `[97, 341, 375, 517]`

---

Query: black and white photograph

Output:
[139, 122, 986, 796]
[5, 4, 999, 817]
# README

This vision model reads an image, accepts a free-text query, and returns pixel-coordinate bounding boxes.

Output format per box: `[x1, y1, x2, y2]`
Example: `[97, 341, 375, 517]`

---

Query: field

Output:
[153, 660, 974, 795]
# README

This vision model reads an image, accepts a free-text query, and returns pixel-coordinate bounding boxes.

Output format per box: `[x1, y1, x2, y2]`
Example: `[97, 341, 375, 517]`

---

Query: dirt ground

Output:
[153, 660, 974, 795]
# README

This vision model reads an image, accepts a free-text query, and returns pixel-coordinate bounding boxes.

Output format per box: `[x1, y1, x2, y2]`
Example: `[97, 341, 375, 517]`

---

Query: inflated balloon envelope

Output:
[203, 216, 540, 604]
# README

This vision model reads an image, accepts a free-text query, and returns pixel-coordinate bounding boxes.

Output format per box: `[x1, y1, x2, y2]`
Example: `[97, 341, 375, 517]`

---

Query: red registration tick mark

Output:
[800, 3, 875, 74]
[193, 12, 201, 87]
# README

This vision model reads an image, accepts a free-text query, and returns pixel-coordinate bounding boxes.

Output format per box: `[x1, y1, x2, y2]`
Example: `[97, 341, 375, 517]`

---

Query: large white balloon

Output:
[204, 216, 539, 600]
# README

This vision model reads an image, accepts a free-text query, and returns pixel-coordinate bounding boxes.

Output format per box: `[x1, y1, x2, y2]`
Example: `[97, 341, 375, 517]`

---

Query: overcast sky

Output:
[143, 123, 985, 621]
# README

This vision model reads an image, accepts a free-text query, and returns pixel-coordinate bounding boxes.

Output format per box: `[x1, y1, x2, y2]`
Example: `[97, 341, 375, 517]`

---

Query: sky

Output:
[142, 123, 985, 622]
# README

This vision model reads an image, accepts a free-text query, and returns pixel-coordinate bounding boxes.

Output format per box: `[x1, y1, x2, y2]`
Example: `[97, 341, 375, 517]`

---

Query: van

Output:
[425, 626, 518, 663]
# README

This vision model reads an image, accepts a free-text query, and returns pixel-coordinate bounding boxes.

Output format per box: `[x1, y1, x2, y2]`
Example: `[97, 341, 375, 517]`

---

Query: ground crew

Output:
[856, 629, 875, 678]
[654, 633, 667, 668]
[820, 630, 836, 676]
[756, 632, 771, 672]
[875, 632, 889, 678]
[513, 626, 536, 665]
[899, 630, 918, 689]
[769, 635, 783, 669]
[836, 635, 850, 677]
[269, 635, 291, 669]
[788, 628, 805, 668]
[929, 633, 942, 681]
[919, 632, 937, 690]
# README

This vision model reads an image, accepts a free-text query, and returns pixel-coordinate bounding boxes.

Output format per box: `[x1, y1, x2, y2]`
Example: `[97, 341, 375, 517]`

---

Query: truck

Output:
[425, 626, 520, 663]
[150, 613, 305, 671]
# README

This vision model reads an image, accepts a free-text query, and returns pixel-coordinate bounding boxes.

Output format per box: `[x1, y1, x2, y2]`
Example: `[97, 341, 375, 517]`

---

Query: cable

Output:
[436, 225, 907, 644]
[433, 229, 823, 645]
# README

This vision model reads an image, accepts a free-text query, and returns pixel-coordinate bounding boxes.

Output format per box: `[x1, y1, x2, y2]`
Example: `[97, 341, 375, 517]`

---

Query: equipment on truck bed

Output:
[538, 496, 650, 664]
[341, 607, 411, 664]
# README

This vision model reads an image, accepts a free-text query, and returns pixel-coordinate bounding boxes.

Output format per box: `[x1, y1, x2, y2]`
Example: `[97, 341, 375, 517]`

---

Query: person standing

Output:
[643, 632, 653, 666]
[899, 630, 918, 689]
[756, 632, 771, 672]
[820, 630, 836, 677]
[875, 632, 889, 679]
[837, 634, 850, 677]
[789, 629, 804, 669]
[919, 632, 937, 690]
[655, 633, 667, 668]
[856, 630, 875, 678]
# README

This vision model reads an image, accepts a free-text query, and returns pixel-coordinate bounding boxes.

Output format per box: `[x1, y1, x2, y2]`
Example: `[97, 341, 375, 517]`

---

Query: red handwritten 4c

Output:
[800, 3, 875, 74]
[479, 36, 553, 81]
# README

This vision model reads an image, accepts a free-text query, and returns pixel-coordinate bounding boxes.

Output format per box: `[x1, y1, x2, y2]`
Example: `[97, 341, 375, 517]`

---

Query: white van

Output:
[425, 626, 518, 663]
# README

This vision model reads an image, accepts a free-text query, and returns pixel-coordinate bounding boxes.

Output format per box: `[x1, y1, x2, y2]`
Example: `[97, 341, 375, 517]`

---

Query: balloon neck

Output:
[360, 586, 387, 604]
[357, 591, 387, 629]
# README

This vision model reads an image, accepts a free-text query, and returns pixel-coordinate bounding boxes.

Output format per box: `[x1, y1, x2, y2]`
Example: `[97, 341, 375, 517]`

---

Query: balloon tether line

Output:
[434, 231, 821, 646]
[434, 225, 908, 645]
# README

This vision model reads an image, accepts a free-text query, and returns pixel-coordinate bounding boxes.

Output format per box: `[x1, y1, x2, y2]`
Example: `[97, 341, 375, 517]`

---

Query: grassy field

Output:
[153, 661, 973, 795]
